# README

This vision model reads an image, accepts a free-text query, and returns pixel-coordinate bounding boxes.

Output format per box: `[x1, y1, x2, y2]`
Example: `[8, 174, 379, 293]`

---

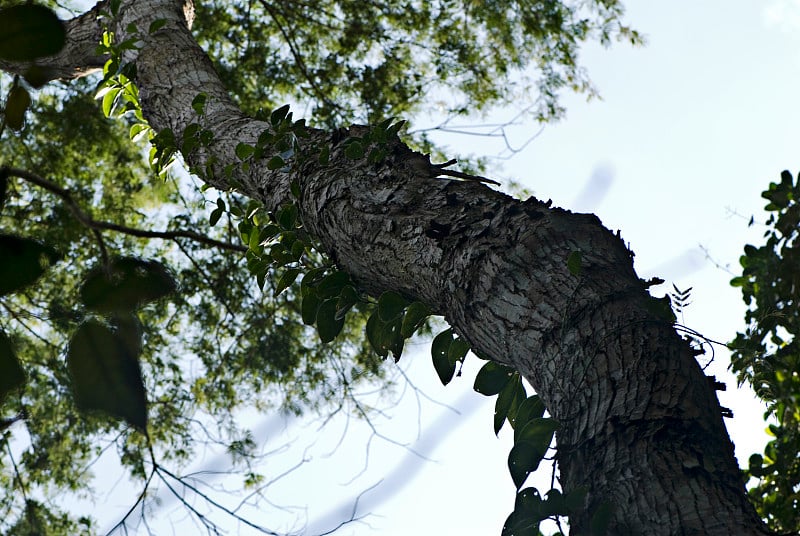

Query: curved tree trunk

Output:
[2, 1, 771, 533]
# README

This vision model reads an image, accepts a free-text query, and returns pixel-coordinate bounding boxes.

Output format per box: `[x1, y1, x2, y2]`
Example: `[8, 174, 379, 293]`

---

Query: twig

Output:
[2, 166, 246, 253]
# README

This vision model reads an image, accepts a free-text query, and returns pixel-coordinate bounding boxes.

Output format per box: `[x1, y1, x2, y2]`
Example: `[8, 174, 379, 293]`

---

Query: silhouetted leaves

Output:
[0, 4, 65, 62]
[66, 318, 147, 430]
[0, 329, 25, 404]
[79, 257, 176, 313]
[0, 234, 59, 296]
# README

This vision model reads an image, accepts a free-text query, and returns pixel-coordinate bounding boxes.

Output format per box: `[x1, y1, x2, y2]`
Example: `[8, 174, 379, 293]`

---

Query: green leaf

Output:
[447, 337, 470, 364]
[79, 257, 176, 313]
[277, 204, 298, 230]
[317, 270, 350, 298]
[474, 361, 516, 396]
[270, 104, 290, 126]
[494, 372, 524, 435]
[378, 291, 407, 322]
[344, 141, 365, 159]
[0, 234, 59, 296]
[267, 155, 285, 170]
[0, 329, 25, 404]
[0, 5, 65, 62]
[148, 19, 167, 34]
[567, 250, 582, 276]
[335, 285, 359, 320]
[5, 86, 31, 130]
[400, 301, 430, 337]
[431, 328, 455, 385]
[318, 144, 330, 165]
[516, 417, 559, 458]
[275, 268, 301, 296]
[366, 310, 389, 358]
[513, 396, 546, 441]
[235, 143, 255, 160]
[301, 289, 321, 325]
[508, 440, 545, 489]
[316, 299, 345, 343]
[66, 319, 147, 430]
[383, 318, 404, 360]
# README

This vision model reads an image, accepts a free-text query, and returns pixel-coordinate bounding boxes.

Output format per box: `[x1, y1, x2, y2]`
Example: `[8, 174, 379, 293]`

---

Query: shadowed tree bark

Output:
[1, 0, 772, 533]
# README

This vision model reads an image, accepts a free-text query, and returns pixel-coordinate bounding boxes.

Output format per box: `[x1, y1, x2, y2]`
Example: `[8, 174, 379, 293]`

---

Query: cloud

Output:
[764, 0, 800, 31]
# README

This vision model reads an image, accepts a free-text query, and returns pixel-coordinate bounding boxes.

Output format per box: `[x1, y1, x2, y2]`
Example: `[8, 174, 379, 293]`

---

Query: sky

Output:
[89, 1, 800, 534]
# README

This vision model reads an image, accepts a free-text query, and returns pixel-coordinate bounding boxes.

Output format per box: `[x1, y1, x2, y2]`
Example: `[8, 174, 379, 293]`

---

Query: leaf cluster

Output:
[730, 170, 800, 532]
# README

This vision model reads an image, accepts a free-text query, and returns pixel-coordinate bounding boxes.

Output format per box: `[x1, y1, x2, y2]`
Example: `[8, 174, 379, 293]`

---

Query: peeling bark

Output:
[1, 1, 773, 533]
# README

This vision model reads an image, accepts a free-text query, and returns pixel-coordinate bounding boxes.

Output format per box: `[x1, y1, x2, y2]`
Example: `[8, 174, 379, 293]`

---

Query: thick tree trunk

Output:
[3, 1, 771, 533]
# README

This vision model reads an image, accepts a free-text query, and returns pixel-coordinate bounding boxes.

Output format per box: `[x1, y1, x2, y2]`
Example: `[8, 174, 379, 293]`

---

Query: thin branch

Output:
[2, 166, 246, 253]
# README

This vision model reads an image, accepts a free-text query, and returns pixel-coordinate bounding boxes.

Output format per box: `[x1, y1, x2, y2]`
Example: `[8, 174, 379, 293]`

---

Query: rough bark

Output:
[1, 1, 772, 534]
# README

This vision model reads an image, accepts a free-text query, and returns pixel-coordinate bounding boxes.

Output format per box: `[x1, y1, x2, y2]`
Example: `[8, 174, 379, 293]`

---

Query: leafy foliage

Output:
[731, 170, 800, 532]
[193, 0, 642, 126]
[0, 0, 645, 532]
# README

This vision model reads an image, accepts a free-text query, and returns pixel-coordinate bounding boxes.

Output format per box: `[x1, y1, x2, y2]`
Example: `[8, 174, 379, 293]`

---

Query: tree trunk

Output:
[2, 1, 771, 533]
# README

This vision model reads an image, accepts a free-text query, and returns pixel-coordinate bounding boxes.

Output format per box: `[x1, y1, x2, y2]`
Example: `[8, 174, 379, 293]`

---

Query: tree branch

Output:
[2, 166, 246, 253]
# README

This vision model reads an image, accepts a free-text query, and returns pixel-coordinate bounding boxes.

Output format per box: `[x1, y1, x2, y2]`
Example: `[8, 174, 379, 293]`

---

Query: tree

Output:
[0, 0, 774, 534]
[731, 170, 800, 534]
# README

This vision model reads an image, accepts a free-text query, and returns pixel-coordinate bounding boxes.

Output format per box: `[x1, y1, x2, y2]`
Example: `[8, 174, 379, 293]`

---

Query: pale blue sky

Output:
[92, 2, 800, 534]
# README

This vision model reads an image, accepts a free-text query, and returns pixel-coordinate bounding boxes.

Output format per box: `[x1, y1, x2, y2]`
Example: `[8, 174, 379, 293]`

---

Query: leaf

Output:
[235, 143, 255, 160]
[0, 234, 59, 296]
[317, 270, 350, 298]
[5, 86, 31, 130]
[431, 328, 455, 385]
[344, 141, 365, 159]
[66, 319, 147, 430]
[366, 310, 388, 358]
[383, 318, 404, 360]
[513, 396, 546, 441]
[209, 208, 223, 226]
[400, 301, 430, 338]
[318, 144, 330, 165]
[79, 257, 176, 313]
[316, 299, 345, 343]
[0, 329, 25, 404]
[516, 417, 559, 457]
[191, 92, 207, 115]
[275, 268, 301, 296]
[474, 361, 516, 396]
[271, 104, 291, 126]
[335, 285, 359, 320]
[301, 289, 321, 325]
[0, 4, 65, 62]
[267, 155, 285, 170]
[277, 204, 298, 230]
[447, 337, 470, 364]
[494, 372, 523, 435]
[378, 291, 407, 322]
[567, 250, 582, 276]
[148, 19, 167, 34]
[508, 440, 545, 489]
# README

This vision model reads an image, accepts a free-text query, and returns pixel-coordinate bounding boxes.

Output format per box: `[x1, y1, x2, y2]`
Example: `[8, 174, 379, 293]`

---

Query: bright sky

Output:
[91, 1, 800, 534]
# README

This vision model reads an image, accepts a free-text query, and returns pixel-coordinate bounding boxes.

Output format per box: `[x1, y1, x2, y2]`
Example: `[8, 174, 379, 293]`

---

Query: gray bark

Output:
[2, 1, 771, 534]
